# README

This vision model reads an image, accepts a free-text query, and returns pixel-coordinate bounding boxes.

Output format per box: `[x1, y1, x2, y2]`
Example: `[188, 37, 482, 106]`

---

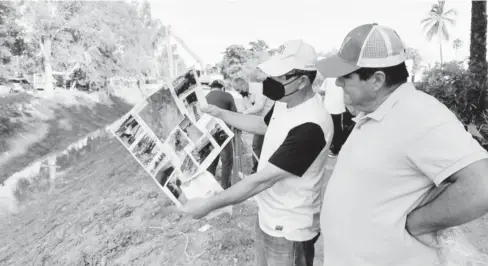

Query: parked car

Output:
[7, 77, 32, 94]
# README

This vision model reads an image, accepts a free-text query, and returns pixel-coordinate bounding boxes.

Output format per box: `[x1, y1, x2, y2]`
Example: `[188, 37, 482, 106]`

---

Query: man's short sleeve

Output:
[268, 123, 326, 177]
[264, 104, 275, 126]
[406, 120, 488, 186]
[226, 93, 238, 112]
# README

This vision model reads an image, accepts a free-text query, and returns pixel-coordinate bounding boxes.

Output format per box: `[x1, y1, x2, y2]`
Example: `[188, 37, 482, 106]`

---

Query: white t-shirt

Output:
[322, 78, 346, 114]
[247, 82, 274, 116]
[257, 94, 333, 241]
[320, 83, 488, 265]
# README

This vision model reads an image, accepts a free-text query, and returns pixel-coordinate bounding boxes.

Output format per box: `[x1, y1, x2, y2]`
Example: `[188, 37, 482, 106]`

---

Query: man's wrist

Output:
[215, 108, 226, 119]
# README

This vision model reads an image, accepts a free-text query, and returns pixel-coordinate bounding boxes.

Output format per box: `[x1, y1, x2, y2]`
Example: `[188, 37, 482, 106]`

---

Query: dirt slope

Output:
[0, 91, 131, 183]
[0, 135, 260, 266]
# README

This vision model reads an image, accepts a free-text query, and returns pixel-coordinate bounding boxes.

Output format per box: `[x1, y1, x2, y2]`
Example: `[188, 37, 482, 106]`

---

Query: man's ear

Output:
[299, 75, 310, 89]
[371, 71, 386, 92]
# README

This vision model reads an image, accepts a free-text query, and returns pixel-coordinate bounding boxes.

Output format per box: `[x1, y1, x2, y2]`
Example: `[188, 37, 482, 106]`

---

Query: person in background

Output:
[320, 78, 355, 157]
[233, 77, 274, 173]
[317, 23, 488, 265]
[205, 79, 237, 189]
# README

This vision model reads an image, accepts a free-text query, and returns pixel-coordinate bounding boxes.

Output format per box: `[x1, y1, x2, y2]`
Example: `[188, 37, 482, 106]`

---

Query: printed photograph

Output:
[207, 119, 231, 147]
[178, 115, 204, 144]
[165, 127, 191, 160]
[147, 150, 169, 175]
[179, 154, 199, 181]
[182, 90, 202, 122]
[172, 69, 199, 98]
[154, 162, 175, 189]
[131, 133, 161, 168]
[191, 135, 216, 165]
[164, 170, 188, 205]
[180, 170, 223, 200]
[113, 115, 144, 148]
[138, 86, 185, 142]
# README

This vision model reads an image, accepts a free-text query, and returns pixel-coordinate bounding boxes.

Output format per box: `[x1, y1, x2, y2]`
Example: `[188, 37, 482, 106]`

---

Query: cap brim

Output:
[317, 55, 361, 78]
[258, 57, 297, 77]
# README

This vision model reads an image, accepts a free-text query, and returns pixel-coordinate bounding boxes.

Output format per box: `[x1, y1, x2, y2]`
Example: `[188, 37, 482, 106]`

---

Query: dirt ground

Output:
[2, 138, 488, 266]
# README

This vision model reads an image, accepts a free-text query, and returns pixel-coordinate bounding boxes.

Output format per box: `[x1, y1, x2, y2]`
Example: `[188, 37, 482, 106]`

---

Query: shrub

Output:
[0, 116, 21, 150]
[416, 61, 488, 148]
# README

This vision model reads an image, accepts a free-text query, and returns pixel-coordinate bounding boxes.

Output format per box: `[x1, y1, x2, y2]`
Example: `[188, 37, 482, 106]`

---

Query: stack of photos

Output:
[109, 67, 234, 213]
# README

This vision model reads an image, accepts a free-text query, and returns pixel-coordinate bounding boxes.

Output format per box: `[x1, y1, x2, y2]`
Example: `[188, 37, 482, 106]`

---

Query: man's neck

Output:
[284, 86, 315, 109]
[363, 82, 405, 114]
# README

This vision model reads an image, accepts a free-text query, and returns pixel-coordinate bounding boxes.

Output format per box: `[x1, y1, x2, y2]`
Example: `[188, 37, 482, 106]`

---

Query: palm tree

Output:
[420, 0, 457, 64]
[452, 38, 463, 61]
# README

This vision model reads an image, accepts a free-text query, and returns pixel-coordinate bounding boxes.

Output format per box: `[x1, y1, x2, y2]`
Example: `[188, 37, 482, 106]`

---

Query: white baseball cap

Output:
[258, 39, 317, 77]
[317, 23, 407, 78]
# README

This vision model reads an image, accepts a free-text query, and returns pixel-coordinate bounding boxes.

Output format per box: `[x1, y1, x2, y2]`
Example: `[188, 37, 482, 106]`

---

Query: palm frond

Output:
[425, 23, 440, 41]
[443, 16, 456, 25]
[420, 17, 433, 25]
[444, 8, 457, 17]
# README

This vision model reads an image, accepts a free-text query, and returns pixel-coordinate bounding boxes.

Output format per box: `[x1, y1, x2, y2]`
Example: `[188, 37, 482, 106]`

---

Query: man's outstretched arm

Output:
[202, 104, 272, 135]
[170, 163, 289, 219]
[172, 122, 327, 220]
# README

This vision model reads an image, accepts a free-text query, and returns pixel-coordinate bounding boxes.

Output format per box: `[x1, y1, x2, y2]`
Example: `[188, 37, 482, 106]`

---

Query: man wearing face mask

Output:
[171, 40, 334, 266]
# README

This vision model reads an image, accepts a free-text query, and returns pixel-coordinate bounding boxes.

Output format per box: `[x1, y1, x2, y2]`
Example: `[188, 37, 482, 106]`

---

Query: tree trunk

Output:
[439, 35, 443, 65]
[40, 37, 54, 93]
[469, 0, 488, 139]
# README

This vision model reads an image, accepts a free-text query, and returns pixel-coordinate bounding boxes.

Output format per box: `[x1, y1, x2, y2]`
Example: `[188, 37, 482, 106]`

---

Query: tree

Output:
[452, 38, 463, 61]
[468, 0, 488, 139]
[0, 1, 26, 78]
[19, 1, 168, 91]
[248, 40, 269, 53]
[269, 44, 285, 56]
[420, 0, 457, 64]
[219, 44, 252, 80]
[406, 48, 422, 82]
[219, 41, 287, 81]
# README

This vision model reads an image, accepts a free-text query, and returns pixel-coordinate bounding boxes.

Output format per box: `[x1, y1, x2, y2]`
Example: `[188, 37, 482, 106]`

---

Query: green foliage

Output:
[218, 40, 284, 82]
[0, 116, 20, 151]
[406, 48, 422, 76]
[416, 61, 487, 130]
[0, 1, 28, 77]
[0, 1, 176, 90]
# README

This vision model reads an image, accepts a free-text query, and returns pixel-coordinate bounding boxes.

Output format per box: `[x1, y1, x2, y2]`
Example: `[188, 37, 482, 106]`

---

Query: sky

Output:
[150, 0, 471, 68]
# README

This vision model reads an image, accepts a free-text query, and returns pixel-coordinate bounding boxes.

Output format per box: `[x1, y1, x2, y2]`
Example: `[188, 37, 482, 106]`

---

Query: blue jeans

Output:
[254, 218, 320, 266]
